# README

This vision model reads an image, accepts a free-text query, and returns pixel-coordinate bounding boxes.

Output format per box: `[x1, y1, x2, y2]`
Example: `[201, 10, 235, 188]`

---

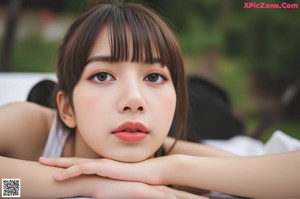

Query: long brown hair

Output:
[56, 0, 188, 153]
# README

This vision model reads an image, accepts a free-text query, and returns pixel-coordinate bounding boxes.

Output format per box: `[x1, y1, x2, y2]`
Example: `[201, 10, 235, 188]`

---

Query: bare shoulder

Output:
[0, 102, 55, 160]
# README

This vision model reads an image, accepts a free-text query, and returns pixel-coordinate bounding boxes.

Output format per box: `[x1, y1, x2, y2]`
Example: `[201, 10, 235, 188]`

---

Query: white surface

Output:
[0, 72, 56, 106]
[204, 130, 300, 156]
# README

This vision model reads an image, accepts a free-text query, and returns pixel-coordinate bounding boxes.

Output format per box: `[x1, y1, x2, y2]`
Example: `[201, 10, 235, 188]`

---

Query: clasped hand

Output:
[39, 156, 207, 199]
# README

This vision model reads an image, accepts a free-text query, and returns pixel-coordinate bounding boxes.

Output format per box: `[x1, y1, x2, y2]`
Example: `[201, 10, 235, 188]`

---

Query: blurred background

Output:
[0, 0, 300, 141]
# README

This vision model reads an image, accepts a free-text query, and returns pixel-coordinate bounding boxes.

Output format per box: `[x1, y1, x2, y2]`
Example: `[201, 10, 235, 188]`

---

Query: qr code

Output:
[2, 179, 21, 198]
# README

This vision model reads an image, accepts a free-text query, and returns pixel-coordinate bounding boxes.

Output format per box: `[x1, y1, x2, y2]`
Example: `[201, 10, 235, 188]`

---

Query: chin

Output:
[110, 153, 151, 163]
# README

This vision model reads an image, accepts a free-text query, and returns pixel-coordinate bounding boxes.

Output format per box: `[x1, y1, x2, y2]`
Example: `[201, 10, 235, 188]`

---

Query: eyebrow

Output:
[85, 55, 163, 66]
[86, 56, 112, 65]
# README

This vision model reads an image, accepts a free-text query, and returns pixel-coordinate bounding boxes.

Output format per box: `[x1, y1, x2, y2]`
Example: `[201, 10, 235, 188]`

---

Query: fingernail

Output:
[54, 172, 63, 180]
[39, 157, 47, 162]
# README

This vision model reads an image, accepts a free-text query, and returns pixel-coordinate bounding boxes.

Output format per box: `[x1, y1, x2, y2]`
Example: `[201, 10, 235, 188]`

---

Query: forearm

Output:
[0, 156, 91, 198]
[165, 137, 237, 157]
[3, 156, 195, 199]
[36, 151, 300, 198]
[167, 152, 300, 198]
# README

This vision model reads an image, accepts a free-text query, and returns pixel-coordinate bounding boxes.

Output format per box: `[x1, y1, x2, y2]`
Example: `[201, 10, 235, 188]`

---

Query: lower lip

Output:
[113, 132, 148, 142]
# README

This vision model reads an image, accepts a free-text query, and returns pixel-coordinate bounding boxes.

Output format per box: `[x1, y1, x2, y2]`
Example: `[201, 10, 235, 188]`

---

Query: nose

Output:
[118, 81, 146, 113]
[123, 104, 144, 112]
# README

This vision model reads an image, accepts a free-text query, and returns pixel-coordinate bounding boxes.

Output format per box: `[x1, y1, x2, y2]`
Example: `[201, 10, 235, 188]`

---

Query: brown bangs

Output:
[101, 4, 177, 68]
[59, 2, 182, 97]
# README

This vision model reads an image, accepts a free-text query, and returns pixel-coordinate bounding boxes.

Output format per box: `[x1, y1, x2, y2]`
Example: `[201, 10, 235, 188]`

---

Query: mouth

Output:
[112, 122, 149, 142]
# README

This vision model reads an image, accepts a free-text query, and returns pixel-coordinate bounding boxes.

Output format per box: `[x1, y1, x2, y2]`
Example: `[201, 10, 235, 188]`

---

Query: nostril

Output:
[123, 106, 143, 112]
[123, 106, 131, 111]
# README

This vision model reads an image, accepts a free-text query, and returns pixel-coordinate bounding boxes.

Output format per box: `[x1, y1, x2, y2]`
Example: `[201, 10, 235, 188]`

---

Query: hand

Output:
[40, 157, 207, 199]
[89, 179, 208, 199]
[91, 179, 208, 199]
[39, 156, 173, 185]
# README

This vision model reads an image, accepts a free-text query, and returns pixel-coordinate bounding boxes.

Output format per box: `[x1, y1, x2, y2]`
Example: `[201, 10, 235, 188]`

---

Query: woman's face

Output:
[71, 28, 176, 162]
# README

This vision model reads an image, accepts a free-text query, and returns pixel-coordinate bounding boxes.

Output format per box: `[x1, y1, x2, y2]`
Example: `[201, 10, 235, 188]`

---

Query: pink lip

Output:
[112, 122, 149, 142]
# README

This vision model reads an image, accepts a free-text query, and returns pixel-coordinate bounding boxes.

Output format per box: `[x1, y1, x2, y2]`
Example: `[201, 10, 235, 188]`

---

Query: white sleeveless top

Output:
[42, 113, 69, 158]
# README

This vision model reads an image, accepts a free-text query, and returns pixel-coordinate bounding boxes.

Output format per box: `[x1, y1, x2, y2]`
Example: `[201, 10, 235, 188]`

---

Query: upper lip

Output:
[112, 122, 149, 133]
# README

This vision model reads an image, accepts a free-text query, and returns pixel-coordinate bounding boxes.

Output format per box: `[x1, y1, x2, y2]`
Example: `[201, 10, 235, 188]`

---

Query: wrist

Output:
[160, 154, 190, 185]
[77, 175, 103, 198]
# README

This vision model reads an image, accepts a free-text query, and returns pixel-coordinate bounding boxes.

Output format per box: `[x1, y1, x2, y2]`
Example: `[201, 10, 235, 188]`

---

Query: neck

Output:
[76, 131, 101, 158]
[62, 131, 100, 159]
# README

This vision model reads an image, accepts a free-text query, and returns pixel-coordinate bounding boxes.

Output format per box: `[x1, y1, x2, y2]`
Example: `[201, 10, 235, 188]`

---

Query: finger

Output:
[54, 161, 109, 181]
[54, 161, 133, 181]
[54, 160, 145, 182]
[39, 157, 90, 168]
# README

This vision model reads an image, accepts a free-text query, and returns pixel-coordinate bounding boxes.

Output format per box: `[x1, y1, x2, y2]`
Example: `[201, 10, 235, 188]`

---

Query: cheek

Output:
[72, 86, 109, 128]
[77, 93, 99, 111]
[73, 84, 113, 114]
[162, 86, 177, 116]
[152, 87, 176, 130]
[163, 93, 176, 115]
[75, 91, 100, 115]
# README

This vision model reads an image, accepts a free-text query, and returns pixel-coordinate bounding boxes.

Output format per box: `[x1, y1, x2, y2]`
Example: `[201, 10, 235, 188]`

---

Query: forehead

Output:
[87, 23, 161, 65]
[88, 28, 111, 59]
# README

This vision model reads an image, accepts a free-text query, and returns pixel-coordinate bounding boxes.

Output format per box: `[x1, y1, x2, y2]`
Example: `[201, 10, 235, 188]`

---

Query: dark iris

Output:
[96, 73, 108, 81]
[147, 74, 159, 82]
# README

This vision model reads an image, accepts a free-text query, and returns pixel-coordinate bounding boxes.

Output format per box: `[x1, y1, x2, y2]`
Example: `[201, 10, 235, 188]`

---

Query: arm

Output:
[0, 102, 53, 160]
[164, 136, 237, 157]
[166, 152, 300, 198]
[41, 151, 300, 198]
[2, 156, 208, 198]
[0, 156, 87, 198]
[0, 103, 86, 198]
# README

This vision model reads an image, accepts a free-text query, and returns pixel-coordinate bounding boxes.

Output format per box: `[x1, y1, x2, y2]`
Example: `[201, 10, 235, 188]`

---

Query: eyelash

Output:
[144, 73, 167, 83]
[89, 71, 115, 83]
[88, 72, 167, 84]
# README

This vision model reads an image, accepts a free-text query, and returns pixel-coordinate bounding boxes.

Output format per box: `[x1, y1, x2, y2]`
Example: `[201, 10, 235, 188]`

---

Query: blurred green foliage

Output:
[223, 3, 300, 93]
[150, 0, 300, 84]
[12, 34, 59, 72]
[2, 0, 299, 78]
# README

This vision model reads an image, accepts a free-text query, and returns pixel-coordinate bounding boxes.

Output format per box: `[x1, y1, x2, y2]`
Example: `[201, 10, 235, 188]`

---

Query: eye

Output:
[89, 72, 115, 83]
[144, 73, 166, 83]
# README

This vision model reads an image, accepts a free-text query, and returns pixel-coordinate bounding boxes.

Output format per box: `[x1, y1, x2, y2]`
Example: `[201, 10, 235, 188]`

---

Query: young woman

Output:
[1, 1, 300, 198]
[0, 1, 214, 198]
